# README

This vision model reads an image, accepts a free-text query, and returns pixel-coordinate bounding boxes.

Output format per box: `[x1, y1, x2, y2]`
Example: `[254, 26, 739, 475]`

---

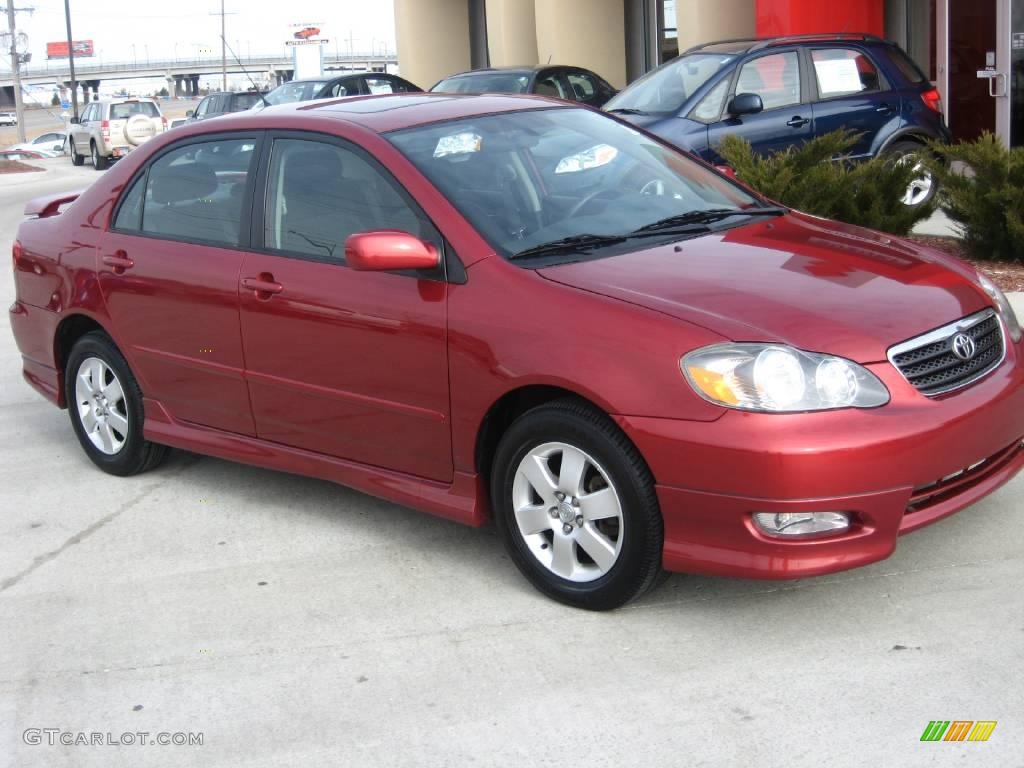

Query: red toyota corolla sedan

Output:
[10, 94, 1024, 609]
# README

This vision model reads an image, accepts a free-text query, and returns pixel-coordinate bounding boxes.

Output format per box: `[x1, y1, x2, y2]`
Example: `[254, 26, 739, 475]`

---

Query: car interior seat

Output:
[145, 162, 238, 245]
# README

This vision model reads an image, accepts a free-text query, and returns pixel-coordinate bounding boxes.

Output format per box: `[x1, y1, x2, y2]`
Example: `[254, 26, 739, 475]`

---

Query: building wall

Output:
[486, 0, 538, 66]
[534, 0, 628, 87]
[394, 0, 472, 89]
[755, 0, 885, 36]
[676, 0, 756, 52]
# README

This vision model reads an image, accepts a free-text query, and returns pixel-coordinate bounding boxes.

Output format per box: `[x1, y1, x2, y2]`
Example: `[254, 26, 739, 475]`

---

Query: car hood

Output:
[537, 212, 990, 363]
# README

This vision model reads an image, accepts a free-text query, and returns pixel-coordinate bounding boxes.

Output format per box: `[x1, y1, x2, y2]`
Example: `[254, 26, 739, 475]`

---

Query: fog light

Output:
[752, 512, 850, 538]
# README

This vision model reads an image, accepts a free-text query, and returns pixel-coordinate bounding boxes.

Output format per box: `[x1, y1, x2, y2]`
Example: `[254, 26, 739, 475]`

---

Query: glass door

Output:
[1013, 0, 1024, 145]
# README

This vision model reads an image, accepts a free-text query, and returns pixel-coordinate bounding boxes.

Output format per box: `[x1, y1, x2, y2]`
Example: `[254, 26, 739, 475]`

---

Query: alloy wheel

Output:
[512, 441, 624, 582]
[898, 155, 934, 207]
[74, 356, 129, 455]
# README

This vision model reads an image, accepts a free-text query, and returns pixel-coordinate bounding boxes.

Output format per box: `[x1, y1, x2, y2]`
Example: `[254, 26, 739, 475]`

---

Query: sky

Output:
[10, 0, 397, 65]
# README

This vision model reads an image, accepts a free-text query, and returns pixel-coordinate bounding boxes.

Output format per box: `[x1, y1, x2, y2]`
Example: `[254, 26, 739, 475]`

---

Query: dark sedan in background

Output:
[431, 65, 617, 108]
[187, 91, 268, 121]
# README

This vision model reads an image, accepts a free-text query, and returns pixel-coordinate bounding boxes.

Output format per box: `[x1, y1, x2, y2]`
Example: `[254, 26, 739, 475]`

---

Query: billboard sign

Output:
[47, 40, 95, 59]
[288, 22, 326, 78]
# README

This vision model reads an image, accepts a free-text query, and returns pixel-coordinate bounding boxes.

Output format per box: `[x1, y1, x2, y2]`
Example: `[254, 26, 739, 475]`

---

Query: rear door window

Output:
[534, 71, 569, 99]
[110, 101, 160, 120]
[125, 138, 258, 246]
[811, 48, 884, 98]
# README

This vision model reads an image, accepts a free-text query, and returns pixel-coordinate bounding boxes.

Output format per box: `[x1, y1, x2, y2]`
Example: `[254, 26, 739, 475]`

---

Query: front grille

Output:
[906, 439, 1024, 515]
[889, 310, 1004, 395]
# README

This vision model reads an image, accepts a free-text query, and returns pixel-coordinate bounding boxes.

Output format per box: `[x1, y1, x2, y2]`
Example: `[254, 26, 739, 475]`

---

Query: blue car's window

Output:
[736, 52, 801, 111]
[387, 107, 759, 261]
[811, 48, 883, 98]
[604, 53, 735, 115]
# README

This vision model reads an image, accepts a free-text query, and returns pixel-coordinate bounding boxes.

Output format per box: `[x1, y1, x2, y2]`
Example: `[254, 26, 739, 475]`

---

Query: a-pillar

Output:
[676, 0, 756, 53]
[485, 0, 538, 67]
[534, 0, 626, 88]
[394, 0, 471, 90]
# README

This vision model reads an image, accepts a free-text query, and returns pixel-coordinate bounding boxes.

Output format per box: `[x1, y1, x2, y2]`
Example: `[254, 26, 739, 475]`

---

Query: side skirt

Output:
[141, 398, 488, 527]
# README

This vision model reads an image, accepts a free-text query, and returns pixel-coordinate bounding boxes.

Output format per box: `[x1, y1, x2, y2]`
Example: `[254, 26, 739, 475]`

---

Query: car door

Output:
[192, 96, 211, 121]
[98, 133, 262, 435]
[73, 104, 95, 151]
[238, 132, 452, 482]
[705, 50, 812, 163]
[805, 46, 898, 159]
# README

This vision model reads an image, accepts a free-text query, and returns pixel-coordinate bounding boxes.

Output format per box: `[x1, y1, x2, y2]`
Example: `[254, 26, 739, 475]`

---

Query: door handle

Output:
[786, 116, 809, 128]
[101, 252, 134, 274]
[988, 73, 1006, 98]
[876, 103, 893, 114]
[241, 274, 283, 298]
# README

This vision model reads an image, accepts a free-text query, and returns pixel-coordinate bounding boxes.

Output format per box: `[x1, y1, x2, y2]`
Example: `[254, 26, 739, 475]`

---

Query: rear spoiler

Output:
[24, 189, 84, 219]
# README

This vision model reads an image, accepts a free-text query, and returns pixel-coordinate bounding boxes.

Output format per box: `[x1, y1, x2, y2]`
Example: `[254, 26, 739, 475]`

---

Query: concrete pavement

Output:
[1, 160, 1022, 768]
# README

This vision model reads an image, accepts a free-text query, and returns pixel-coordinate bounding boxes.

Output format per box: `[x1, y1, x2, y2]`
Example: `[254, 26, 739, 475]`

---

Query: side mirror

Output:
[345, 230, 439, 272]
[186, 110, 194, 117]
[69, 117, 80, 124]
[728, 92, 764, 117]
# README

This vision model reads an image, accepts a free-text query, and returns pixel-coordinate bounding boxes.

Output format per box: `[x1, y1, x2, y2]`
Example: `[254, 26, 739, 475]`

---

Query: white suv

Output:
[0, 112, 17, 126]
[68, 98, 167, 170]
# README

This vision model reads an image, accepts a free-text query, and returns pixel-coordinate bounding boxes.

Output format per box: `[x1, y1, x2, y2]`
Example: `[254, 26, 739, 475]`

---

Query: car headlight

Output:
[978, 273, 1022, 343]
[682, 343, 890, 412]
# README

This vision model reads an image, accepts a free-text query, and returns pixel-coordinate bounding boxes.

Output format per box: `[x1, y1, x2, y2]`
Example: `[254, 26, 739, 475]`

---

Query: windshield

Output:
[387, 107, 759, 262]
[264, 80, 329, 105]
[605, 53, 736, 114]
[432, 73, 531, 94]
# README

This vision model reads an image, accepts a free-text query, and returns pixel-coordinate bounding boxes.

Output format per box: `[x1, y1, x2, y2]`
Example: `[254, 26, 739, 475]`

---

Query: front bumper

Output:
[617, 336, 1024, 579]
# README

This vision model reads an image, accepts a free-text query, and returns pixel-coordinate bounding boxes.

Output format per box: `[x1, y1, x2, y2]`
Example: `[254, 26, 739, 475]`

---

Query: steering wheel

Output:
[567, 187, 619, 218]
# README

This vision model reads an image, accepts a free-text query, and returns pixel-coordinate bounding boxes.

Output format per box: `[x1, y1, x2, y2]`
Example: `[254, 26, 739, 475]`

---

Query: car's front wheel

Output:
[65, 331, 167, 476]
[491, 399, 664, 610]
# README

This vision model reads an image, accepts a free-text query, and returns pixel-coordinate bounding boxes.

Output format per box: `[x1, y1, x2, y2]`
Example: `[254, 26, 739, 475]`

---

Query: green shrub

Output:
[717, 129, 935, 236]
[925, 133, 1024, 263]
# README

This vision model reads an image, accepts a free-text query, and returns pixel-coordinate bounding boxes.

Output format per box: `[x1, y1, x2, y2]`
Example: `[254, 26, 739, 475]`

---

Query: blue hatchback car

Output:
[605, 33, 951, 207]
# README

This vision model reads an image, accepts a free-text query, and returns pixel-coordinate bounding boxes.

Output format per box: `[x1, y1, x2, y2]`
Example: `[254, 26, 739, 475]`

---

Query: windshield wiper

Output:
[631, 206, 786, 234]
[509, 233, 627, 260]
[607, 107, 647, 115]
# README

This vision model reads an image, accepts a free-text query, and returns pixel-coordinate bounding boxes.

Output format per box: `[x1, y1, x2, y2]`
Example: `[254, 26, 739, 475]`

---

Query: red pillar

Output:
[755, 0, 884, 38]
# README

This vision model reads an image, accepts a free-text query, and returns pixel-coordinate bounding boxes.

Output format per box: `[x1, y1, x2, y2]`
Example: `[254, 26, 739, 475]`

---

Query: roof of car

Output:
[442, 66, 553, 78]
[686, 32, 888, 54]
[219, 92, 572, 134]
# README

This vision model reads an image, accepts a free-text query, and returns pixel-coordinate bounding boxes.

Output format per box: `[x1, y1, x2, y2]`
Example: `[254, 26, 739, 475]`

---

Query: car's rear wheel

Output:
[69, 139, 84, 166]
[91, 141, 108, 171]
[65, 332, 167, 476]
[889, 141, 936, 208]
[491, 399, 663, 610]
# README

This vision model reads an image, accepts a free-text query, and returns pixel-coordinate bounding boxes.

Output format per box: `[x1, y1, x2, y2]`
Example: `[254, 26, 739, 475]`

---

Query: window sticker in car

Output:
[814, 58, 864, 95]
[434, 132, 483, 158]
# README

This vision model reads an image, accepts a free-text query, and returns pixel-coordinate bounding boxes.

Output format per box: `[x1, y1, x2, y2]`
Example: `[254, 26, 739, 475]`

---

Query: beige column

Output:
[394, 0, 472, 89]
[534, 0, 626, 88]
[676, 0, 756, 53]
[485, 0, 538, 66]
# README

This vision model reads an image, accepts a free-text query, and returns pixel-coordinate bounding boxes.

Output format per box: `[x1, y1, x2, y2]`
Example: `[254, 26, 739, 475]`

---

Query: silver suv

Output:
[68, 98, 166, 170]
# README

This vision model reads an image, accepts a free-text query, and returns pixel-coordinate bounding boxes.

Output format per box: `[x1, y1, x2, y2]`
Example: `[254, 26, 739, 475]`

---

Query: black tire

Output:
[70, 140, 84, 166]
[91, 141, 109, 171]
[491, 398, 663, 610]
[65, 331, 168, 476]
[887, 140, 937, 208]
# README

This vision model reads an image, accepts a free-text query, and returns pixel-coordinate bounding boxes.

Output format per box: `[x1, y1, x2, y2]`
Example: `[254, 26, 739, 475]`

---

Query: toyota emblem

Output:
[951, 333, 976, 361]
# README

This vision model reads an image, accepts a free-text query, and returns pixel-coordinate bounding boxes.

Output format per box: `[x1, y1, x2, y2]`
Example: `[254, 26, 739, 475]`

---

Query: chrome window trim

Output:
[887, 308, 1005, 396]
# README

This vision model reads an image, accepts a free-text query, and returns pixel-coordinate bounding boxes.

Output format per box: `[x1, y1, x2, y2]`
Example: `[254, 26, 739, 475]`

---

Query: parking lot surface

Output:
[1, 160, 1022, 767]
